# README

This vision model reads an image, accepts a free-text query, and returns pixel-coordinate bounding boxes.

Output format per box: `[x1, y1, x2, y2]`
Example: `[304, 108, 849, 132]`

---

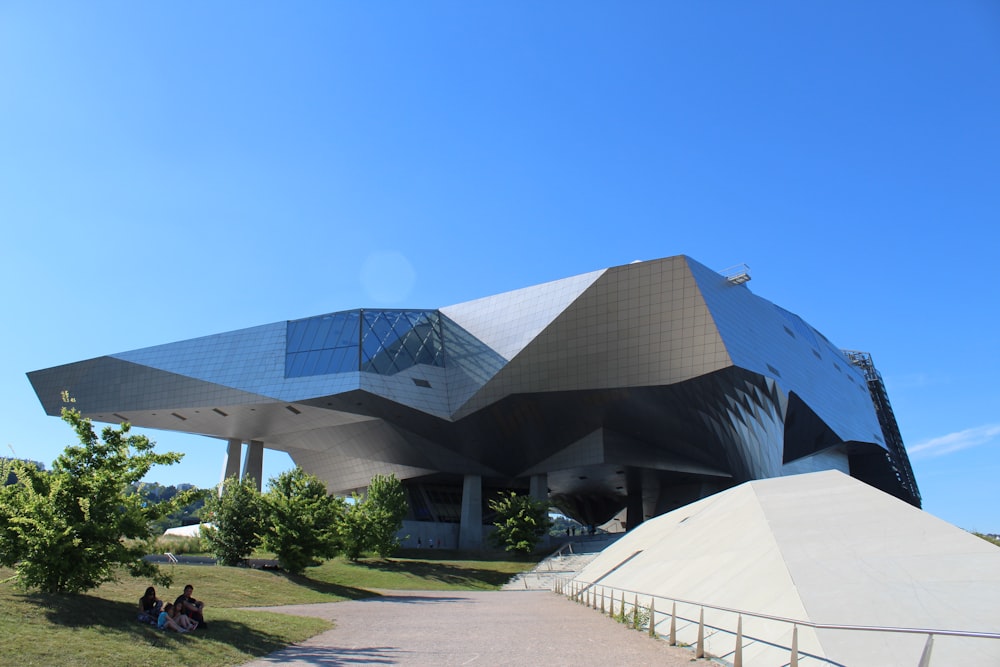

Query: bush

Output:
[202, 476, 265, 565]
[488, 492, 552, 554]
[337, 473, 408, 560]
[263, 469, 344, 574]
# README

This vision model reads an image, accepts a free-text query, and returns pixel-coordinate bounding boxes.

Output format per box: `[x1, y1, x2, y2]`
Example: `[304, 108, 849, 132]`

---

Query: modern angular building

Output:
[27, 255, 919, 549]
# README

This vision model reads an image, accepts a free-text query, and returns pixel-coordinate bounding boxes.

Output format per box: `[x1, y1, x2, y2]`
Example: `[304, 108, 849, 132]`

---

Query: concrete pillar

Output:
[459, 474, 482, 550]
[626, 467, 644, 531]
[529, 473, 550, 548]
[220, 438, 243, 486]
[529, 473, 548, 504]
[242, 440, 264, 492]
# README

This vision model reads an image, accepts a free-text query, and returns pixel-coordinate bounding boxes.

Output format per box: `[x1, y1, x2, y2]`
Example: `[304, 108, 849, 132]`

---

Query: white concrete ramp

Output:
[571, 470, 1000, 666]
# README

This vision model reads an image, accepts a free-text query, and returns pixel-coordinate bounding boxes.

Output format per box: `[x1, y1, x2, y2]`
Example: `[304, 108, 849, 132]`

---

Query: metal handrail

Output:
[555, 576, 1000, 666]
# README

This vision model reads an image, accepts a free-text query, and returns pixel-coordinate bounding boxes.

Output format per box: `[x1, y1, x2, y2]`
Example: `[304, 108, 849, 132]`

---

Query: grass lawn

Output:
[0, 550, 538, 666]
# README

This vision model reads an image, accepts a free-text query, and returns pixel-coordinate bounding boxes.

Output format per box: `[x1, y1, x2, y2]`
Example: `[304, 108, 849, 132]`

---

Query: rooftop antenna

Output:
[720, 263, 751, 285]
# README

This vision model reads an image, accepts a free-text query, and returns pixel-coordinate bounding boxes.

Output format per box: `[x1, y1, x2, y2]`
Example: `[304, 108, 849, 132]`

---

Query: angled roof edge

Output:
[440, 267, 607, 361]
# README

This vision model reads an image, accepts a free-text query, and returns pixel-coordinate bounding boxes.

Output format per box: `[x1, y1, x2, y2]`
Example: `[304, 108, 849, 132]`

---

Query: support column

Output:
[219, 438, 243, 482]
[220, 438, 243, 486]
[242, 440, 264, 492]
[459, 474, 482, 551]
[626, 467, 644, 531]
[529, 473, 550, 548]
[529, 473, 548, 504]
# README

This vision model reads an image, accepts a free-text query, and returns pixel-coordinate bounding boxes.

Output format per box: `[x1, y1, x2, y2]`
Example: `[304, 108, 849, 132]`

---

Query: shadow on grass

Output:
[274, 571, 378, 601]
[392, 548, 540, 563]
[354, 558, 521, 588]
[20, 592, 302, 656]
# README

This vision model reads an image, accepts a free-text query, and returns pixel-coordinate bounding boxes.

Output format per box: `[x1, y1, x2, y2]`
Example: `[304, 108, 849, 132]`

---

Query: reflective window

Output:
[361, 310, 444, 374]
[286, 309, 444, 378]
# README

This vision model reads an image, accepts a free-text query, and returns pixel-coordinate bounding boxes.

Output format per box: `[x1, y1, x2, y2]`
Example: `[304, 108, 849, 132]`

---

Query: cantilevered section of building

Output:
[27, 255, 919, 549]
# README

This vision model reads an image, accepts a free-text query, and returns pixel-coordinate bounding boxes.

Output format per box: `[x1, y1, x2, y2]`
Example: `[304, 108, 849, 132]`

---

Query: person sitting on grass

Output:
[169, 602, 198, 632]
[174, 584, 207, 630]
[138, 586, 162, 624]
[157, 603, 190, 633]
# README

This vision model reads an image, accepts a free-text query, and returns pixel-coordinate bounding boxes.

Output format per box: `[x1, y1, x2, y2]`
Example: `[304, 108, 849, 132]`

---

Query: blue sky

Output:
[1, 3, 997, 531]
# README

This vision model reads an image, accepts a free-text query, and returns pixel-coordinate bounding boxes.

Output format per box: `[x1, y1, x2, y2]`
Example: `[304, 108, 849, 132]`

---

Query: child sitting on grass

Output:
[157, 603, 194, 633]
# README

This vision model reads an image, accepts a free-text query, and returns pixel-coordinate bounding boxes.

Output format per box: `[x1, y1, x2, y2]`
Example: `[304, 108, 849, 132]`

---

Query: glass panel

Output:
[311, 317, 333, 351]
[338, 311, 360, 346]
[300, 350, 320, 376]
[288, 309, 446, 378]
[329, 346, 356, 373]
[314, 348, 335, 374]
[287, 321, 307, 352]
[285, 311, 362, 378]
[301, 318, 322, 352]
[286, 351, 308, 377]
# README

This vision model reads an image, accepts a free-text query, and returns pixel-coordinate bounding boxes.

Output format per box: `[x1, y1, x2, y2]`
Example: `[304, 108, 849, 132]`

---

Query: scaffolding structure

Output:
[844, 350, 922, 507]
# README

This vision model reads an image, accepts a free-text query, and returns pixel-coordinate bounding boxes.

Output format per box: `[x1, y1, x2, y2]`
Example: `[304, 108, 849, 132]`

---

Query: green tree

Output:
[262, 468, 344, 574]
[0, 408, 197, 593]
[337, 495, 370, 561]
[336, 473, 409, 561]
[202, 476, 265, 566]
[488, 492, 552, 554]
[136, 482, 207, 534]
[364, 473, 408, 558]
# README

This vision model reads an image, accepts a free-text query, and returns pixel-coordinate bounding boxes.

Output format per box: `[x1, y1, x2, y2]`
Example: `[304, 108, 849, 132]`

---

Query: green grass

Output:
[0, 550, 537, 666]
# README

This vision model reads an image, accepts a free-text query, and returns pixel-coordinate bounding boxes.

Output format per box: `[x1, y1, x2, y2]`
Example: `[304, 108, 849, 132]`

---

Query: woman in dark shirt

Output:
[138, 586, 162, 624]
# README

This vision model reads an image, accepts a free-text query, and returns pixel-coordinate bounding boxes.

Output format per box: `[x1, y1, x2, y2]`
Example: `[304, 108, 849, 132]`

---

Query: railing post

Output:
[790, 624, 798, 667]
[669, 601, 677, 645]
[620, 591, 625, 622]
[600, 587, 605, 615]
[633, 594, 639, 629]
[696, 608, 705, 658]
[648, 598, 656, 637]
[918, 633, 934, 667]
[734, 614, 742, 667]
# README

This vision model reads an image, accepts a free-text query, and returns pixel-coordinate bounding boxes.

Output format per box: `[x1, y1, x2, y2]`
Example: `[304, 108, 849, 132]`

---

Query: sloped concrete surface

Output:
[572, 470, 1000, 666]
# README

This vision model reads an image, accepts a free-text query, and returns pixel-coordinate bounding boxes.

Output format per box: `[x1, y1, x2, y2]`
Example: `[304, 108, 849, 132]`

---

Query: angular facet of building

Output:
[27, 255, 919, 548]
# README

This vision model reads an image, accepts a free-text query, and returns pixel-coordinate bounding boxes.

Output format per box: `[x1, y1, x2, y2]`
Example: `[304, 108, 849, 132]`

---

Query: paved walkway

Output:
[240, 589, 709, 666]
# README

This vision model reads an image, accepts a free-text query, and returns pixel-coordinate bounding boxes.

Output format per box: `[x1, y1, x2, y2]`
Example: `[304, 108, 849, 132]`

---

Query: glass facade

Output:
[27, 254, 921, 527]
[285, 309, 445, 378]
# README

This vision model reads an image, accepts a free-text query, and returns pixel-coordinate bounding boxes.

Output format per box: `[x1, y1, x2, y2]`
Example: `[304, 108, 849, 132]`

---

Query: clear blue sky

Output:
[2, 3, 997, 532]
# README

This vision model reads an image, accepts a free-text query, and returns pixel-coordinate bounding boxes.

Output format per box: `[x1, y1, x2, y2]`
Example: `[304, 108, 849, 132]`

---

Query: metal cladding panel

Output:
[112, 323, 286, 394]
[439, 314, 507, 414]
[440, 268, 604, 361]
[686, 257, 885, 449]
[111, 322, 365, 403]
[357, 367, 452, 419]
[27, 356, 267, 416]
[454, 256, 731, 417]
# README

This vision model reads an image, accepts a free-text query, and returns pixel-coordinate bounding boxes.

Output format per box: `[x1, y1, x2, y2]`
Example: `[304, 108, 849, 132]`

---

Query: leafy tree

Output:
[337, 495, 370, 561]
[202, 476, 265, 566]
[262, 468, 344, 574]
[364, 473, 408, 558]
[0, 408, 197, 593]
[136, 482, 207, 534]
[337, 473, 409, 561]
[488, 492, 552, 554]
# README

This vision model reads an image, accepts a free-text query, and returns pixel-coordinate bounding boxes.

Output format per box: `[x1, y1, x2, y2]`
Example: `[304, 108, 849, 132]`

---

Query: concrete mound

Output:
[571, 470, 1000, 666]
